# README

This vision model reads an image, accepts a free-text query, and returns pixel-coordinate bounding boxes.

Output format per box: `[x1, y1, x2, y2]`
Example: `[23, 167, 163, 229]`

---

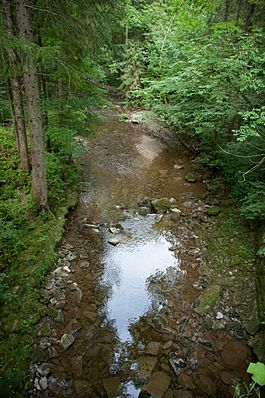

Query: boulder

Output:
[143, 371, 171, 398]
[151, 198, 172, 213]
[145, 341, 160, 356]
[102, 377, 121, 398]
[137, 356, 157, 382]
[194, 285, 221, 316]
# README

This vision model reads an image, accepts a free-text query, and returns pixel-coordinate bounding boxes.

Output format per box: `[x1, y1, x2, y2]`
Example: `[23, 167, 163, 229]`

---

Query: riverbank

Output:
[0, 127, 78, 396]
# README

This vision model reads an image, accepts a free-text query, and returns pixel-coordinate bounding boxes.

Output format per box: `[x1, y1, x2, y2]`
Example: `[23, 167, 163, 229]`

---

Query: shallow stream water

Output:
[31, 95, 254, 398]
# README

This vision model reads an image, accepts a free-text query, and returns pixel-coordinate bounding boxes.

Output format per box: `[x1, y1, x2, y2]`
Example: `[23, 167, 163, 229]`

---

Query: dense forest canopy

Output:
[0, 0, 264, 395]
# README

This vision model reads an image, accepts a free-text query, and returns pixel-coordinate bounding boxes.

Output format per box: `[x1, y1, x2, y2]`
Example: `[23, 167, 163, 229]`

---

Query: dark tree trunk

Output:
[236, 0, 243, 26]
[224, 0, 230, 21]
[15, 0, 49, 210]
[2, 0, 29, 173]
[245, 1, 256, 32]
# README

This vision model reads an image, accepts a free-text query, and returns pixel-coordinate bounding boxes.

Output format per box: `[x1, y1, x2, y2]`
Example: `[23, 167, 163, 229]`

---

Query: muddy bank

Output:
[29, 97, 260, 398]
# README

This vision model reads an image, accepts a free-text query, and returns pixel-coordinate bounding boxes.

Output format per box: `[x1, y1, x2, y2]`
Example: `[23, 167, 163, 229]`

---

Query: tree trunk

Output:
[236, 0, 243, 26]
[2, 0, 29, 173]
[15, 0, 49, 210]
[57, 77, 64, 124]
[245, 1, 256, 32]
[224, 0, 230, 21]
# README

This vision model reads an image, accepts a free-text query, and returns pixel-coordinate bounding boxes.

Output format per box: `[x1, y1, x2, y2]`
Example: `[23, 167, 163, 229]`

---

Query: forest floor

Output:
[28, 92, 261, 398]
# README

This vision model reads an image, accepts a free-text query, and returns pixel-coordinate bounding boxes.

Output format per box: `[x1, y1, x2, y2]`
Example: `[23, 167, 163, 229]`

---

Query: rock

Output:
[34, 378, 41, 390]
[139, 392, 152, 398]
[102, 377, 121, 398]
[55, 300, 65, 309]
[145, 342, 160, 356]
[54, 267, 69, 278]
[174, 164, 184, 170]
[221, 371, 237, 385]
[212, 320, 225, 330]
[192, 282, 203, 291]
[71, 355, 83, 377]
[196, 374, 216, 397]
[109, 226, 120, 234]
[177, 373, 195, 390]
[194, 285, 222, 315]
[207, 207, 221, 217]
[83, 310, 98, 322]
[74, 380, 93, 397]
[108, 238, 121, 246]
[216, 311, 224, 320]
[137, 356, 157, 382]
[246, 319, 260, 335]
[221, 341, 250, 370]
[54, 309, 64, 322]
[70, 282, 83, 302]
[37, 322, 51, 337]
[169, 353, 185, 376]
[35, 363, 50, 377]
[198, 339, 214, 351]
[185, 172, 197, 183]
[40, 337, 51, 350]
[163, 389, 174, 398]
[143, 371, 171, 398]
[80, 261, 90, 269]
[39, 377, 48, 390]
[162, 341, 173, 350]
[138, 207, 148, 216]
[63, 266, 71, 273]
[169, 208, 181, 221]
[151, 198, 172, 213]
[66, 253, 77, 261]
[175, 391, 193, 398]
[60, 333, 75, 350]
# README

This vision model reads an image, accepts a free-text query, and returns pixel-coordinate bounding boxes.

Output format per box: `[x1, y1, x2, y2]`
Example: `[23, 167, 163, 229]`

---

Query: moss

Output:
[151, 197, 172, 213]
[207, 206, 221, 217]
[194, 284, 222, 315]
[46, 307, 57, 318]
[185, 172, 197, 183]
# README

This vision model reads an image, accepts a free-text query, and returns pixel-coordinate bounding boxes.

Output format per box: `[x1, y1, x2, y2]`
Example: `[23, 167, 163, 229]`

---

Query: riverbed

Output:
[30, 94, 257, 398]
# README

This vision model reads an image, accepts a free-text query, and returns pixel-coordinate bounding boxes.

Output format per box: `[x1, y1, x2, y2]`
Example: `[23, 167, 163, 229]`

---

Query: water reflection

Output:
[101, 214, 180, 342]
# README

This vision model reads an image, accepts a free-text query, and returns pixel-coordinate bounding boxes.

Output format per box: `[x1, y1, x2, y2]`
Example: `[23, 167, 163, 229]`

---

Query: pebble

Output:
[39, 377, 48, 390]
[216, 311, 224, 320]
[80, 261, 90, 269]
[60, 333, 75, 350]
[108, 238, 121, 246]
[162, 340, 173, 350]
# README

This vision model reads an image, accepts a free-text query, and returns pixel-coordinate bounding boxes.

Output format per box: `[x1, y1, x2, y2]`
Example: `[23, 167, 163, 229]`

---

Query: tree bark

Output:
[2, 0, 29, 173]
[224, 0, 230, 21]
[245, 1, 256, 32]
[15, 0, 49, 210]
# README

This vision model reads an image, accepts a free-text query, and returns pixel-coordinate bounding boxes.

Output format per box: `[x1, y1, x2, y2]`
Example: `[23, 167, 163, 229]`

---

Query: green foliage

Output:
[118, 0, 265, 223]
[0, 273, 13, 305]
[120, 42, 145, 98]
[247, 362, 265, 386]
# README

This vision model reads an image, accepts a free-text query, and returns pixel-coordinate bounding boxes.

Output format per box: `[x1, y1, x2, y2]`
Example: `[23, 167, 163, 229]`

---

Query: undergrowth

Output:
[0, 127, 78, 396]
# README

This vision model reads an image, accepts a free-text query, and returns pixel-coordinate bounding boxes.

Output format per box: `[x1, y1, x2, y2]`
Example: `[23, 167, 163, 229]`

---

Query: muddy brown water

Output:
[31, 97, 254, 398]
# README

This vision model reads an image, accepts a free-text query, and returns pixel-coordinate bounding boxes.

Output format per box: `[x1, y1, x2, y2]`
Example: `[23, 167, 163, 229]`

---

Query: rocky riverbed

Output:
[28, 96, 260, 397]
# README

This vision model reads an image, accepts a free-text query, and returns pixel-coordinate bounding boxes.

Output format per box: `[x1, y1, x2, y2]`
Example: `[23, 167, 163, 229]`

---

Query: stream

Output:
[30, 94, 255, 398]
